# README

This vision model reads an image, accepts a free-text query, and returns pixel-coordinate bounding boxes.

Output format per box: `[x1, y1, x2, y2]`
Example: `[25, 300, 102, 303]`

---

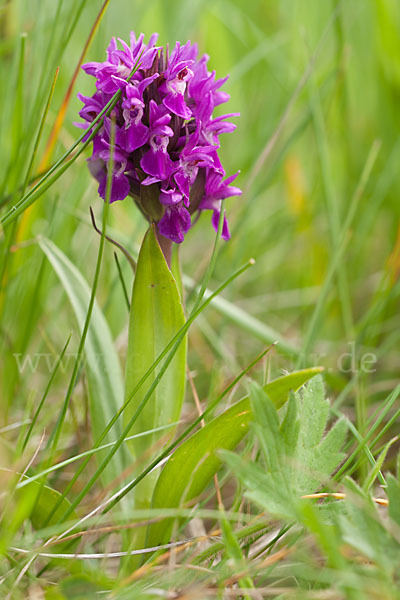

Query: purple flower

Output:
[159, 186, 183, 206]
[200, 170, 242, 240]
[88, 150, 131, 204]
[82, 34, 159, 95]
[158, 204, 191, 244]
[160, 41, 195, 119]
[140, 100, 175, 181]
[78, 32, 241, 245]
[121, 87, 148, 152]
[200, 113, 239, 146]
[89, 118, 132, 203]
[173, 128, 216, 203]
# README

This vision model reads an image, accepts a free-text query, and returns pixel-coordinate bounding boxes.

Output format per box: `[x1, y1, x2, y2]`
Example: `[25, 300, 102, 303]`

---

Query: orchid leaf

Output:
[124, 225, 186, 507]
[147, 367, 323, 547]
[0, 468, 78, 554]
[25, 476, 78, 531]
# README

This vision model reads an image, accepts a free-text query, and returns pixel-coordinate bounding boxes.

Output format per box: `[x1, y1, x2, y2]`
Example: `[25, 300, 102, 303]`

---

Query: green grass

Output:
[1, 0, 400, 598]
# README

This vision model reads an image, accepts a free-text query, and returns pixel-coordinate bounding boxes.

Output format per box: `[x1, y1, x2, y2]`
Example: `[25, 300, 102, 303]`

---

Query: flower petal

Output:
[158, 205, 191, 243]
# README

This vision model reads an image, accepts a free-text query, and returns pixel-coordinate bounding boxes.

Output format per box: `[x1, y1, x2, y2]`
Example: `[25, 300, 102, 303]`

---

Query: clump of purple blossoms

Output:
[77, 32, 241, 245]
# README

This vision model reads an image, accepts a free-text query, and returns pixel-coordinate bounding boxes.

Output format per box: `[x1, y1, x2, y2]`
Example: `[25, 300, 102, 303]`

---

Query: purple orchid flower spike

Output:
[77, 31, 241, 256]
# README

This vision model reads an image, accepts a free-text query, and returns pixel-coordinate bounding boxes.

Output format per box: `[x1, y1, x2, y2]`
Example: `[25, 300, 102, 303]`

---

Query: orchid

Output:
[78, 32, 241, 245]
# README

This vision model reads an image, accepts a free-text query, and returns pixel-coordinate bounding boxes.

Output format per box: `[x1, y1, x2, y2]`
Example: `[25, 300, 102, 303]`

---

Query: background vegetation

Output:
[1, 0, 400, 598]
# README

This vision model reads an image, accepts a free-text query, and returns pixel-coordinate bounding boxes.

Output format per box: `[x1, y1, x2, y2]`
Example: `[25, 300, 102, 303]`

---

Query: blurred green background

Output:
[1, 0, 400, 418]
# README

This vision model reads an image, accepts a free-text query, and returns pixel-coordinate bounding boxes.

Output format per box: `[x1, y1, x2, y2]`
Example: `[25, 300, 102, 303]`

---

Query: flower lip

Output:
[123, 104, 144, 126]
[150, 134, 170, 152]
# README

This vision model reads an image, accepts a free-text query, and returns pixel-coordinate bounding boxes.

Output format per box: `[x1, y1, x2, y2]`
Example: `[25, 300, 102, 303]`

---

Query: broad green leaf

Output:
[45, 572, 112, 599]
[60, 576, 107, 599]
[124, 225, 186, 505]
[26, 477, 78, 530]
[38, 237, 128, 485]
[223, 375, 347, 520]
[147, 367, 322, 546]
[0, 468, 77, 550]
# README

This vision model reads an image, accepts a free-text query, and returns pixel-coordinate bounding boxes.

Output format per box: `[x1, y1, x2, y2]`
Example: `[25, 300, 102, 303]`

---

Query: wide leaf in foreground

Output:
[124, 225, 186, 507]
